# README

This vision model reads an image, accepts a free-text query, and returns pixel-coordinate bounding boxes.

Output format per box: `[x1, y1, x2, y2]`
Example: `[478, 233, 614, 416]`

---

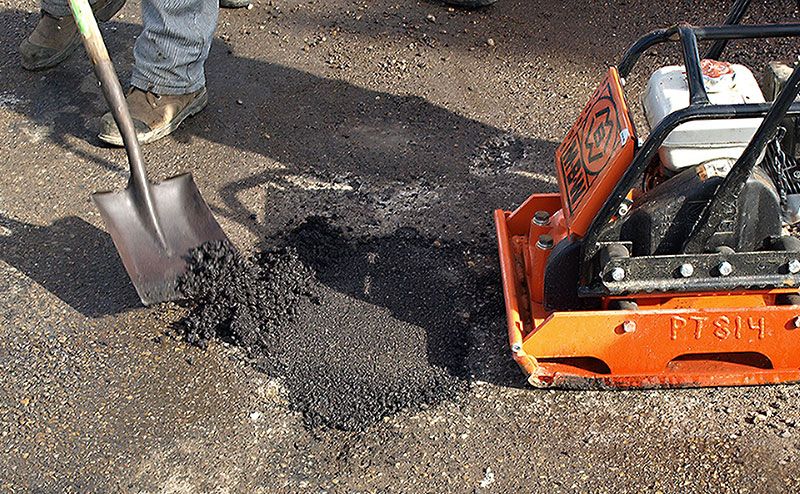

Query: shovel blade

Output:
[93, 173, 228, 305]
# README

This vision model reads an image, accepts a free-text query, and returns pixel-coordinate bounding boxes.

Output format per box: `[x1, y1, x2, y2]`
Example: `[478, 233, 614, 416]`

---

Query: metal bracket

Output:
[584, 251, 800, 296]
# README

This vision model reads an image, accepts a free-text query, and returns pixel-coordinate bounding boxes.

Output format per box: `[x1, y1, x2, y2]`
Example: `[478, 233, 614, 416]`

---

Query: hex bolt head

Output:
[679, 263, 694, 278]
[718, 261, 733, 276]
[610, 267, 626, 282]
[622, 320, 636, 333]
[533, 210, 551, 226]
[536, 234, 554, 250]
[789, 259, 800, 274]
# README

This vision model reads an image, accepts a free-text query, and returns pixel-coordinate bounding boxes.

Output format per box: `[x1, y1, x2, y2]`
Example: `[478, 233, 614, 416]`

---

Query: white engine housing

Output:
[642, 63, 766, 172]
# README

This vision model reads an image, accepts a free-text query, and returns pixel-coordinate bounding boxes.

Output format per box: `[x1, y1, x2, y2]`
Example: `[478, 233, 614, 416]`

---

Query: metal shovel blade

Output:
[69, 0, 231, 306]
[93, 173, 228, 305]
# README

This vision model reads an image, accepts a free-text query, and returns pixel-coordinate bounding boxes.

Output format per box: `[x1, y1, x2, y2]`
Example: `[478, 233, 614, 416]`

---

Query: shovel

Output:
[69, 0, 229, 305]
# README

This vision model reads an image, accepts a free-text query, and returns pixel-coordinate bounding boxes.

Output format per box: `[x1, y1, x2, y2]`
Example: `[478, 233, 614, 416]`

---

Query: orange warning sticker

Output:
[555, 67, 635, 237]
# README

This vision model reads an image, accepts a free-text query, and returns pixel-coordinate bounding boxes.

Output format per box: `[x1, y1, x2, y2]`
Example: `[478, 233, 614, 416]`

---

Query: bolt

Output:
[610, 267, 626, 282]
[618, 203, 630, 217]
[789, 259, 800, 274]
[622, 320, 636, 333]
[792, 317, 800, 329]
[511, 343, 522, 353]
[679, 263, 694, 278]
[536, 234, 554, 250]
[718, 261, 733, 276]
[533, 210, 551, 226]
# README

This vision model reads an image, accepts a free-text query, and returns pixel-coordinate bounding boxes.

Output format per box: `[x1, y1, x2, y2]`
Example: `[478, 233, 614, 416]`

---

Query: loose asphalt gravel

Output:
[178, 231, 468, 432]
[4, 0, 800, 492]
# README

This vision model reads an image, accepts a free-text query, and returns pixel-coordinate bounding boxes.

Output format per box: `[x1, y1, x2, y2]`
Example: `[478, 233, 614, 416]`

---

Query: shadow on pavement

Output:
[0, 8, 553, 385]
[0, 215, 140, 317]
[194, 42, 553, 387]
[200, 40, 558, 242]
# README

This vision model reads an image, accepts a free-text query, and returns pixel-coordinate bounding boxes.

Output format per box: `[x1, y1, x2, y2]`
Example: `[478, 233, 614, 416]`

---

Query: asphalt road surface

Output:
[2, 0, 800, 492]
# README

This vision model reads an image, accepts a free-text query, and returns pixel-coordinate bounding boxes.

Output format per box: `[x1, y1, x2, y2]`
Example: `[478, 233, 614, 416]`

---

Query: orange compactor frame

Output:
[494, 4, 800, 388]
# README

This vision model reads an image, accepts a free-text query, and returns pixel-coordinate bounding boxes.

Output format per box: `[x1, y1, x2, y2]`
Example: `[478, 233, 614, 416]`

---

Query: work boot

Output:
[19, 0, 127, 71]
[98, 87, 208, 146]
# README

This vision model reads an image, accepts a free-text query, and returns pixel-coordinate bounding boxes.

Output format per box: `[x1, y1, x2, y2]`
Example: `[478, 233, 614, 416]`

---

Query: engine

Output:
[621, 59, 796, 256]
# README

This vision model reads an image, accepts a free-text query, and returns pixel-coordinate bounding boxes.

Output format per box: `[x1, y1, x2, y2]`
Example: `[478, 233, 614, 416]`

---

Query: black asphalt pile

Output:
[282, 290, 465, 430]
[178, 241, 314, 357]
[178, 218, 481, 431]
[284, 217, 474, 377]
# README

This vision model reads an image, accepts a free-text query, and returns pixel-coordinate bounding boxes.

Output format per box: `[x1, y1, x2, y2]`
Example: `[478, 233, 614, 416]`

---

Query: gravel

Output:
[177, 217, 472, 431]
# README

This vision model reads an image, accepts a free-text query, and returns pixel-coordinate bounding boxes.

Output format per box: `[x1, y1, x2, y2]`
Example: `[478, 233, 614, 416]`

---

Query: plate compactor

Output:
[494, 3, 800, 388]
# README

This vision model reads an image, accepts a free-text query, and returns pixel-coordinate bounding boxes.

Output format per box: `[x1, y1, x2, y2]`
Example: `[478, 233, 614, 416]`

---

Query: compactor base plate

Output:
[495, 193, 800, 389]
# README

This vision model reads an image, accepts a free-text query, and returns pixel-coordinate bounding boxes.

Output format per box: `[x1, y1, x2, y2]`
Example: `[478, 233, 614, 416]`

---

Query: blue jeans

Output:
[42, 0, 218, 94]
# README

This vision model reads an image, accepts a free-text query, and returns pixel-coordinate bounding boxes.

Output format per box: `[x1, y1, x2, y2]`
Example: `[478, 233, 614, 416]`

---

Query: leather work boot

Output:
[19, 0, 127, 71]
[98, 87, 208, 146]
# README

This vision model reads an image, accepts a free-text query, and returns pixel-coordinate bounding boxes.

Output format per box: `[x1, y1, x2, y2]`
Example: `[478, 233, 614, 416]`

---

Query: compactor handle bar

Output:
[618, 23, 800, 82]
[582, 13, 800, 268]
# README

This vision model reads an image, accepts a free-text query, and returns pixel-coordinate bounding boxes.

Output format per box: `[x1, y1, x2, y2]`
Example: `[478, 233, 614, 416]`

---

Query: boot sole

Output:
[98, 89, 209, 146]
[21, 35, 81, 71]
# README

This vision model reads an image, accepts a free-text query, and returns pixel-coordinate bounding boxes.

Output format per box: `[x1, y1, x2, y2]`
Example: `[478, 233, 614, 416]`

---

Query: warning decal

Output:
[555, 67, 635, 236]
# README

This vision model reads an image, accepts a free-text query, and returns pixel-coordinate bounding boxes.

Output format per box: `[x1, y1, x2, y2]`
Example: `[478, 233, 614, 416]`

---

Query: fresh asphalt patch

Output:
[178, 217, 497, 431]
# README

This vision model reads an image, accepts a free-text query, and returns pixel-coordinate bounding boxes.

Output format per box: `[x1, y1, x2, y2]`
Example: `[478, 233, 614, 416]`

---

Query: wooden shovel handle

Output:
[69, 0, 167, 248]
[68, 0, 149, 191]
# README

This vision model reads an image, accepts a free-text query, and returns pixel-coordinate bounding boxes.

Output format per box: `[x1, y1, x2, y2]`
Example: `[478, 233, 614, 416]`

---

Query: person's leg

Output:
[131, 0, 218, 95]
[20, 0, 127, 71]
[98, 0, 218, 145]
[39, 0, 70, 17]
